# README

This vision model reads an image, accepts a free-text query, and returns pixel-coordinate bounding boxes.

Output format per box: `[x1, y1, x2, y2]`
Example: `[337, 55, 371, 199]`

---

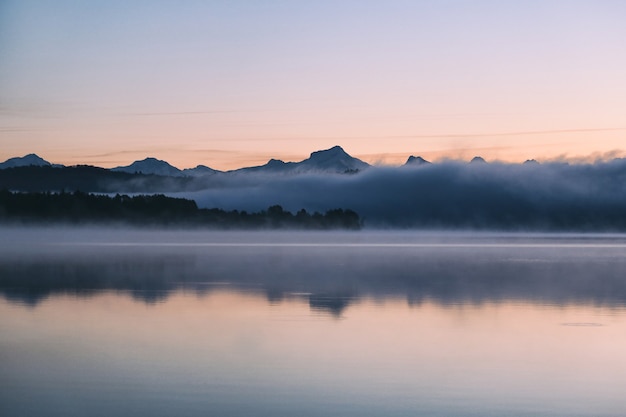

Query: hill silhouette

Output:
[0, 165, 195, 192]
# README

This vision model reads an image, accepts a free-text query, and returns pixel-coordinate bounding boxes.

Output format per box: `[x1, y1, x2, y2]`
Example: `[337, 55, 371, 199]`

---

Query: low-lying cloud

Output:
[171, 159, 626, 230]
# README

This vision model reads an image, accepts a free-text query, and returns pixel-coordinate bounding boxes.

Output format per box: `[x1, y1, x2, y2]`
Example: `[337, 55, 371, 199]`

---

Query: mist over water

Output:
[3, 228, 626, 309]
[3, 228, 626, 417]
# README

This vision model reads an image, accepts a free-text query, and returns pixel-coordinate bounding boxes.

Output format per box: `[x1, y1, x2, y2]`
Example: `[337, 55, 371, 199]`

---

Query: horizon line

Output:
[3, 147, 626, 172]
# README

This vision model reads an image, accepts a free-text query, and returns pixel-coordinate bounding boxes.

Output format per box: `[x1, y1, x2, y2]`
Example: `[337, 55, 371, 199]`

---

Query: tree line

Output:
[0, 190, 362, 229]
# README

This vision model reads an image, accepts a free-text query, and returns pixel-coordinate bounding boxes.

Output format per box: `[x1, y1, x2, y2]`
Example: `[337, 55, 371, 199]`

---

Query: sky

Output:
[1, 0, 625, 170]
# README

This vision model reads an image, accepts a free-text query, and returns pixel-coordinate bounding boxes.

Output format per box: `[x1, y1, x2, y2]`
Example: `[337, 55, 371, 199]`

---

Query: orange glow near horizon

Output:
[2, 2, 625, 171]
[3, 127, 625, 171]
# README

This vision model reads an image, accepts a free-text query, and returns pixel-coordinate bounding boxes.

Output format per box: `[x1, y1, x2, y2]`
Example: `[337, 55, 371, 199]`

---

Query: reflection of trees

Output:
[0, 257, 184, 305]
[4, 248, 626, 309]
[309, 294, 353, 317]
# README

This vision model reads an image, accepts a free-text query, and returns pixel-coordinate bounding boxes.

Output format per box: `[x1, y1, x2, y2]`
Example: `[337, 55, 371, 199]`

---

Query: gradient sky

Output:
[1, 0, 625, 170]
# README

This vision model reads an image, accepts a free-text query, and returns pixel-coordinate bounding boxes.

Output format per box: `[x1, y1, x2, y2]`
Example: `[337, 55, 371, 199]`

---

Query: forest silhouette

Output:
[0, 190, 361, 229]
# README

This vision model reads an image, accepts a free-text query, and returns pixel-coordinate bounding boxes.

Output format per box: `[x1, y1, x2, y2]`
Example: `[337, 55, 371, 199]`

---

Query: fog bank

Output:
[176, 160, 626, 229]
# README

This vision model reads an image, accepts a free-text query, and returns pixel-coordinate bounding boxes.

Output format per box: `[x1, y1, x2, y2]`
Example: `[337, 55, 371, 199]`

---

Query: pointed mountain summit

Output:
[296, 146, 369, 173]
[0, 153, 52, 169]
[112, 157, 183, 177]
[470, 156, 487, 164]
[404, 155, 430, 166]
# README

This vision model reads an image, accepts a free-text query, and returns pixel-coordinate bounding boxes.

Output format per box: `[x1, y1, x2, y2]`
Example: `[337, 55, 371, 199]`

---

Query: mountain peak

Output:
[470, 156, 487, 164]
[309, 145, 347, 159]
[405, 155, 430, 166]
[181, 164, 218, 177]
[112, 157, 183, 176]
[266, 158, 287, 166]
[233, 146, 370, 174]
[0, 153, 52, 169]
[300, 146, 369, 173]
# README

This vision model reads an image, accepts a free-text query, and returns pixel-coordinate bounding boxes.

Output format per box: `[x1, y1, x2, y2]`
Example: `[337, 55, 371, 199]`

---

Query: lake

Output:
[2, 228, 626, 416]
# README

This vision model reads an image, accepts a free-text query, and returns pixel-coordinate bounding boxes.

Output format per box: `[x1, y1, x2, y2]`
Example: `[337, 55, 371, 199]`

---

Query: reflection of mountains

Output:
[2, 246, 626, 314]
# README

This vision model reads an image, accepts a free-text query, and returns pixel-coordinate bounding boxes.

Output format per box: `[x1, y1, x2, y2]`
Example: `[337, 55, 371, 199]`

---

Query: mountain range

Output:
[0, 146, 422, 176]
[3, 146, 626, 230]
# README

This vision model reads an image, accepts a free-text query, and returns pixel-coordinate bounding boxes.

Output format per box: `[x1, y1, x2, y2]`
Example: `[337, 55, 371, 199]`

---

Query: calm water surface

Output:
[2, 229, 626, 416]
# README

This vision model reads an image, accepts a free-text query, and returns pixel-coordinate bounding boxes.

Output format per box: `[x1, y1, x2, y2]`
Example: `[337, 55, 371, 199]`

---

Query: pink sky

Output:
[1, 1, 625, 170]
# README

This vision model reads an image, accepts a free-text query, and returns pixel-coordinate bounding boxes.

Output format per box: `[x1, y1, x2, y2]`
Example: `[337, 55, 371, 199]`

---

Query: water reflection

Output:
[2, 233, 626, 313]
[3, 230, 626, 416]
[2, 291, 626, 417]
